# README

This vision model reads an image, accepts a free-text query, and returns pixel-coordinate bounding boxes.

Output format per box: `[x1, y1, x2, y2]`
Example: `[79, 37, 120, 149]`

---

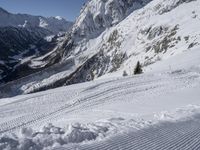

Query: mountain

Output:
[0, 26, 66, 83]
[71, 0, 151, 39]
[0, 0, 200, 97]
[0, 7, 73, 34]
[1, 1, 200, 149]
[0, 7, 73, 84]
[59, 0, 199, 81]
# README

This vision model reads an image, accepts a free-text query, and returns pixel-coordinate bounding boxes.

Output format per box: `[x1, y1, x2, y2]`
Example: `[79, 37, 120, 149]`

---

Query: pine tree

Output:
[134, 61, 143, 75]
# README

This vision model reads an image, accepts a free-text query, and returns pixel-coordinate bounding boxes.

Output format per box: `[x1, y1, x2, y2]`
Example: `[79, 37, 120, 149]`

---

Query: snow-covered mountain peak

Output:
[54, 0, 200, 83]
[71, 0, 151, 39]
[0, 7, 9, 14]
[0, 7, 73, 34]
[55, 16, 64, 20]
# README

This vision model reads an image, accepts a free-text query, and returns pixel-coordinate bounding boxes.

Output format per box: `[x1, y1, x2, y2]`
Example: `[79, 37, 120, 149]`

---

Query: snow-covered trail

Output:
[0, 66, 200, 149]
[0, 68, 199, 135]
[60, 114, 200, 150]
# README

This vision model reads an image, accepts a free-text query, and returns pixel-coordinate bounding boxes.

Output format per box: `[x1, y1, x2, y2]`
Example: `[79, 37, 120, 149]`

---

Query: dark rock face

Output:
[0, 26, 58, 83]
[0, 7, 73, 84]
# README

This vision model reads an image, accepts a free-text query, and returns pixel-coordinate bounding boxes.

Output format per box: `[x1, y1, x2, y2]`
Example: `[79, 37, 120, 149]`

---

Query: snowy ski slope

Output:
[0, 48, 200, 149]
[0, 0, 200, 149]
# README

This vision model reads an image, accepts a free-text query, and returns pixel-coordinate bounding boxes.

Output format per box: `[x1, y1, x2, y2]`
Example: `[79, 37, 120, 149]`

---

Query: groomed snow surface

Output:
[0, 47, 200, 149]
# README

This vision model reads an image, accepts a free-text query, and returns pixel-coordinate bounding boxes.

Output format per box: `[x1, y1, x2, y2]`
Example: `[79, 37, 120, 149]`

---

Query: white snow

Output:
[55, 16, 63, 21]
[39, 17, 48, 28]
[66, 0, 200, 80]
[0, 0, 200, 149]
[44, 35, 55, 42]
[0, 44, 200, 148]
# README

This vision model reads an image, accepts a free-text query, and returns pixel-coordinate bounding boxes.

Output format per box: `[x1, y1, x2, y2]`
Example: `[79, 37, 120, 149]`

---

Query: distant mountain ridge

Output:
[0, 7, 73, 34]
[0, 7, 73, 84]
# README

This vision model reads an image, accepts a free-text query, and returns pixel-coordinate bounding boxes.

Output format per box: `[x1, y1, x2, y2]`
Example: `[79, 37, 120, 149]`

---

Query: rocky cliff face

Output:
[71, 0, 151, 39]
[0, 26, 61, 83]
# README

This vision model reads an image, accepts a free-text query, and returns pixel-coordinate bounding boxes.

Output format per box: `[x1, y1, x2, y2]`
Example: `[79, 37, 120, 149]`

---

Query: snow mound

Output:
[0, 123, 110, 150]
[154, 105, 200, 121]
[1, 105, 200, 149]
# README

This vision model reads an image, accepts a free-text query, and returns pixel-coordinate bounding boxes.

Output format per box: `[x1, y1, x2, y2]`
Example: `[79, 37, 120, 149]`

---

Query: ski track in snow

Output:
[0, 69, 199, 135]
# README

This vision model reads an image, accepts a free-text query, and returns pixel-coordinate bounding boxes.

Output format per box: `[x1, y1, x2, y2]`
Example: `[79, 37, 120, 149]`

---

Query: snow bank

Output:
[0, 122, 110, 150]
[1, 104, 200, 150]
[154, 105, 200, 121]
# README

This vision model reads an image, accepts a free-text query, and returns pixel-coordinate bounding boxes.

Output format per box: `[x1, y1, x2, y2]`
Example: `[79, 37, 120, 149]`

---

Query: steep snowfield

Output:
[70, 0, 200, 77]
[0, 46, 200, 149]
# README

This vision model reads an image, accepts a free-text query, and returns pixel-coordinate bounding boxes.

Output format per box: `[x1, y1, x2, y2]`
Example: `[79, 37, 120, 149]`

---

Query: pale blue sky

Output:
[0, 0, 88, 21]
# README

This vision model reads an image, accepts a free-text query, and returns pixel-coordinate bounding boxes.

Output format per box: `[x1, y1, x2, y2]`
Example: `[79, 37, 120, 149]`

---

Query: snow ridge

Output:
[0, 7, 73, 34]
